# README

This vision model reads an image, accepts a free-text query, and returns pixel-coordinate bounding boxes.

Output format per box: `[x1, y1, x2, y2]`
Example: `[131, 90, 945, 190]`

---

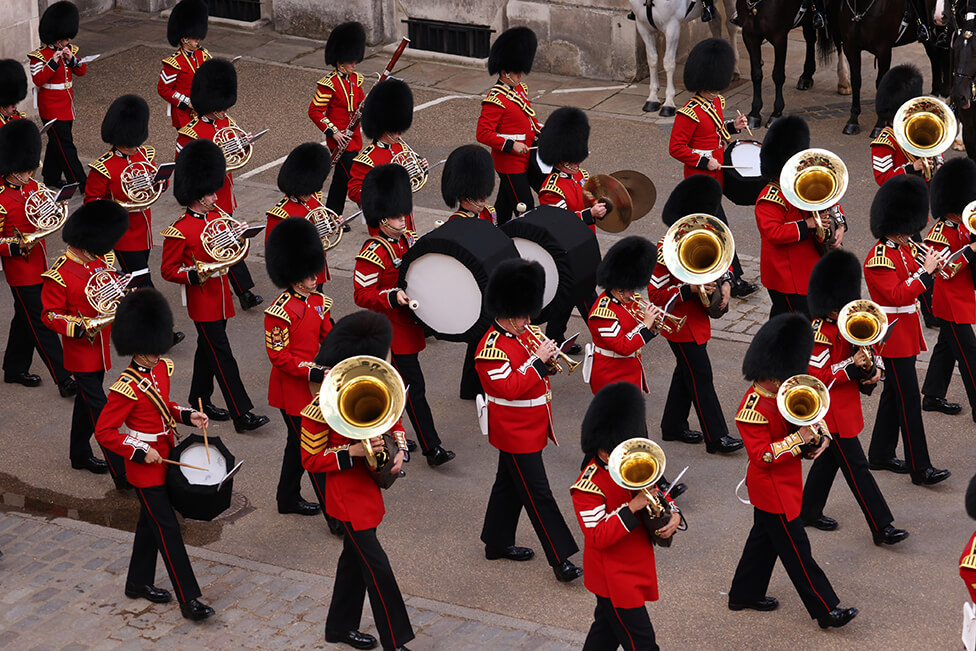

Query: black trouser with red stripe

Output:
[115, 250, 154, 288]
[71, 370, 125, 478]
[391, 353, 442, 453]
[326, 149, 357, 216]
[495, 171, 534, 225]
[126, 485, 201, 604]
[800, 434, 894, 534]
[3, 284, 69, 383]
[481, 450, 579, 567]
[325, 523, 414, 651]
[583, 596, 658, 651]
[729, 508, 839, 619]
[277, 411, 312, 508]
[921, 321, 976, 414]
[189, 320, 253, 419]
[868, 355, 934, 475]
[661, 340, 728, 444]
[767, 289, 810, 320]
[545, 292, 596, 344]
[227, 260, 255, 298]
[42, 120, 86, 191]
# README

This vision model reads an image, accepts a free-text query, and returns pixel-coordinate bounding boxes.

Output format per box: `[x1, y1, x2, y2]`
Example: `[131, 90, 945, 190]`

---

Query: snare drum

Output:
[723, 139, 765, 206]
[167, 434, 238, 521]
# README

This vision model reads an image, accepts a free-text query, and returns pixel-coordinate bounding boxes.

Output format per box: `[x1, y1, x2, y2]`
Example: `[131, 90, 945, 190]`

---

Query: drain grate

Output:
[403, 18, 492, 58]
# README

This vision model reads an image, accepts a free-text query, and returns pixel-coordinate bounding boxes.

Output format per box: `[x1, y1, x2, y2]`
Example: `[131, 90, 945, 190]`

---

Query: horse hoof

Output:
[643, 101, 661, 112]
[765, 114, 782, 128]
[659, 106, 676, 117]
[953, 138, 966, 152]
[870, 126, 883, 138]
[842, 122, 860, 136]
[796, 76, 813, 91]
[747, 116, 762, 129]
[837, 84, 852, 96]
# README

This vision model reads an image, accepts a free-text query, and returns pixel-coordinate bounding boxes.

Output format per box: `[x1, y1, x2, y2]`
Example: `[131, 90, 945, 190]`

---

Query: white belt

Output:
[498, 133, 526, 141]
[692, 148, 715, 157]
[594, 345, 636, 359]
[128, 429, 167, 442]
[487, 393, 550, 408]
[878, 304, 917, 314]
[42, 82, 72, 90]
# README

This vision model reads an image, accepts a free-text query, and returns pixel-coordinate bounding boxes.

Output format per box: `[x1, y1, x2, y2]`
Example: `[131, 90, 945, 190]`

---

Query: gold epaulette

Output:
[925, 222, 950, 247]
[201, 48, 212, 61]
[109, 378, 138, 400]
[160, 223, 184, 239]
[677, 104, 699, 121]
[266, 197, 290, 220]
[719, 95, 726, 109]
[177, 121, 199, 140]
[735, 392, 768, 424]
[88, 151, 113, 178]
[163, 358, 174, 377]
[812, 319, 831, 345]
[264, 291, 292, 323]
[312, 292, 334, 312]
[28, 49, 45, 61]
[41, 256, 66, 287]
[482, 89, 506, 108]
[758, 183, 786, 206]
[590, 296, 617, 321]
[580, 169, 590, 181]
[353, 72, 364, 86]
[70, 44, 80, 55]
[142, 145, 156, 163]
[103, 251, 116, 268]
[353, 145, 376, 167]
[356, 240, 386, 268]
[541, 173, 564, 197]
[871, 126, 896, 148]
[866, 244, 895, 269]
[316, 73, 336, 90]
[961, 555, 976, 571]
[657, 239, 666, 265]
[300, 398, 326, 423]
[162, 54, 180, 69]
[475, 331, 509, 362]
[571, 463, 605, 496]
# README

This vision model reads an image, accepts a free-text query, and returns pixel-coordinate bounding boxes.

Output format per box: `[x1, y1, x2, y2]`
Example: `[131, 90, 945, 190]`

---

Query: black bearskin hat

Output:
[190, 58, 237, 116]
[875, 64, 923, 124]
[597, 236, 656, 291]
[325, 21, 366, 66]
[39, 1, 79, 45]
[167, 0, 209, 47]
[278, 143, 331, 197]
[101, 94, 149, 147]
[315, 310, 393, 367]
[967, 473, 976, 519]
[265, 217, 325, 289]
[441, 144, 495, 207]
[0, 120, 41, 176]
[62, 200, 129, 255]
[870, 175, 929, 239]
[661, 174, 723, 227]
[807, 250, 862, 319]
[173, 139, 226, 206]
[581, 382, 648, 456]
[0, 60, 28, 107]
[360, 78, 413, 140]
[112, 289, 174, 357]
[538, 107, 590, 166]
[485, 258, 545, 319]
[742, 313, 814, 381]
[683, 38, 735, 92]
[362, 164, 412, 228]
[488, 27, 537, 76]
[930, 157, 976, 220]
[760, 115, 810, 179]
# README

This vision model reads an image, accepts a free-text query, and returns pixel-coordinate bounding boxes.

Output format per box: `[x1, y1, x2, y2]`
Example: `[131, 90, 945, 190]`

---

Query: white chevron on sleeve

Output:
[486, 362, 511, 381]
[809, 349, 830, 369]
[597, 321, 620, 338]
[159, 71, 177, 84]
[354, 270, 378, 287]
[872, 155, 893, 173]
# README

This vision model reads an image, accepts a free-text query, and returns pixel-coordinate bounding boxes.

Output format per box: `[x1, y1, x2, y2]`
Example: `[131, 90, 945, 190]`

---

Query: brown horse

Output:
[949, 14, 976, 156]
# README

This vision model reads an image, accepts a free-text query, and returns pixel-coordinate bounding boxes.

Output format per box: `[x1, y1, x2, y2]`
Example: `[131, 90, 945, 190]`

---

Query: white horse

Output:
[630, 0, 742, 116]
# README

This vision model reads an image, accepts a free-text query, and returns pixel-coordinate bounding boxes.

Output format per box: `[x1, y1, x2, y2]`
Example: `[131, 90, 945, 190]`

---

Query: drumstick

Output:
[736, 110, 754, 137]
[197, 398, 211, 464]
[160, 458, 208, 472]
[720, 165, 753, 169]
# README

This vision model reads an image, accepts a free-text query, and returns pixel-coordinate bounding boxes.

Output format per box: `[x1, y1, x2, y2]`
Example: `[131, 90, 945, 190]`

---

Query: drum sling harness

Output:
[119, 366, 182, 440]
[689, 94, 732, 142]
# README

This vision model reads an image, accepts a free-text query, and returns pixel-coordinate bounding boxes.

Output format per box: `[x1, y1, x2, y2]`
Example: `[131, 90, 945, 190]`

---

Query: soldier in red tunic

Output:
[353, 164, 452, 466]
[30, 2, 88, 192]
[476, 27, 542, 225]
[920, 158, 976, 418]
[442, 144, 497, 224]
[537, 107, 607, 232]
[864, 175, 951, 485]
[264, 142, 332, 287]
[728, 314, 858, 629]
[309, 22, 365, 229]
[799, 250, 909, 545]
[94, 288, 214, 621]
[0, 120, 75, 398]
[42, 200, 129, 482]
[572, 383, 681, 650]
[158, 0, 210, 130]
[264, 217, 331, 520]
[0, 59, 27, 127]
[648, 176, 744, 454]
[475, 259, 583, 583]
[962, 478, 976, 609]
[301, 310, 414, 651]
[161, 139, 269, 433]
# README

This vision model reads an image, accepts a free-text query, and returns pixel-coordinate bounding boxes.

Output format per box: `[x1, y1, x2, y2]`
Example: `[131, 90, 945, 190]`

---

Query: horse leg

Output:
[744, 29, 764, 128]
[870, 49, 893, 137]
[636, 16, 662, 112]
[924, 42, 950, 97]
[962, 107, 976, 157]
[797, 21, 816, 90]
[836, 49, 851, 95]
[842, 42, 862, 134]
[721, 0, 744, 80]
[659, 18, 682, 116]
[767, 35, 788, 125]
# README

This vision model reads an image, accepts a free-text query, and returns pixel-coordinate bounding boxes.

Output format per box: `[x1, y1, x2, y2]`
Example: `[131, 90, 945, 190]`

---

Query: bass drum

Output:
[167, 434, 238, 521]
[723, 139, 765, 206]
[399, 218, 519, 342]
[500, 205, 601, 323]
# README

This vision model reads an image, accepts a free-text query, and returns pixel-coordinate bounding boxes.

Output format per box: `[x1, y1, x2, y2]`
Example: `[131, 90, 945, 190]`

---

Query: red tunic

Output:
[961, 531, 976, 603]
[264, 194, 330, 284]
[353, 233, 425, 355]
[586, 292, 654, 394]
[157, 47, 211, 129]
[160, 209, 237, 322]
[176, 115, 239, 214]
[28, 45, 87, 122]
[84, 146, 158, 252]
[864, 239, 930, 358]
[538, 169, 596, 232]
[0, 111, 25, 127]
[40, 250, 115, 373]
[647, 242, 713, 346]
[807, 319, 869, 438]
[735, 384, 805, 520]
[755, 182, 822, 295]
[869, 126, 941, 186]
[0, 179, 51, 287]
[94, 358, 191, 488]
[476, 80, 541, 175]
[308, 70, 364, 153]
[571, 461, 660, 608]
[474, 323, 555, 454]
[669, 94, 734, 185]
[264, 289, 333, 416]
[347, 140, 416, 234]
[448, 205, 497, 225]
[924, 219, 976, 324]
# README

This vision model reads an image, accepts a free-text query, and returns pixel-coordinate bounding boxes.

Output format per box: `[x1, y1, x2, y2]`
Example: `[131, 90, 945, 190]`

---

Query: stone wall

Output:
[37, 0, 114, 19]
[4, 0, 39, 118]
[272, 0, 396, 44]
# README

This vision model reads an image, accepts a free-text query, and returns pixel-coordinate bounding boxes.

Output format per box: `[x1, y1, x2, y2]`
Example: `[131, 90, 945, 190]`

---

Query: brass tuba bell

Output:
[607, 438, 668, 517]
[961, 199, 976, 238]
[893, 96, 956, 181]
[661, 213, 736, 307]
[776, 374, 830, 446]
[837, 299, 888, 373]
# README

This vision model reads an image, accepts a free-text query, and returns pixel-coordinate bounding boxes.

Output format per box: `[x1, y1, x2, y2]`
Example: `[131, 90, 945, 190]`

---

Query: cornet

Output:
[661, 213, 735, 307]
[623, 294, 686, 334]
[893, 96, 956, 182]
[515, 324, 581, 374]
[837, 299, 887, 373]
[776, 374, 831, 452]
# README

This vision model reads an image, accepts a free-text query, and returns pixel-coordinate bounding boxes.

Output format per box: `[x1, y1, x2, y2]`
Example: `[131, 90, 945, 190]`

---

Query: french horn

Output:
[213, 123, 255, 171]
[306, 206, 345, 252]
[191, 209, 250, 281]
[118, 160, 165, 210]
[391, 140, 429, 193]
[79, 268, 129, 339]
[0, 183, 70, 252]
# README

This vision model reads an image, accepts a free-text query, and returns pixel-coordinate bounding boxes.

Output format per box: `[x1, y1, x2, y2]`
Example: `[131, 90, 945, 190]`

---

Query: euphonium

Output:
[213, 123, 254, 171]
[607, 438, 675, 547]
[837, 299, 888, 372]
[118, 160, 165, 210]
[1, 183, 70, 252]
[516, 324, 581, 374]
[306, 206, 344, 252]
[776, 374, 831, 449]
[893, 96, 956, 182]
[391, 139, 428, 192]
[779, 148, 848, 247]
[661, 213, 735, 307]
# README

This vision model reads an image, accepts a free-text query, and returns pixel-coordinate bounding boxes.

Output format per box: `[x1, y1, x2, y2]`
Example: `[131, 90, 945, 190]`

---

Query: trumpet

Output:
[515, 324, 581, 374]
[623, 295, 686, 334]
[661, 213, 735, 307]
[0, 183, 69, 253]
[837, 299, 888, 373]
[776, 374, 831, 450]
[118, 160, 165, 210]
[779, 148, 848, 247]
[893, 96, 956, 182]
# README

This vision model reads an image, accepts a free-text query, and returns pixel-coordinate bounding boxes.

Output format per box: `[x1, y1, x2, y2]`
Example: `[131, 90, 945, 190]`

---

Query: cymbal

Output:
[610, 170, 656, 221]
[584, 174, 632, 234]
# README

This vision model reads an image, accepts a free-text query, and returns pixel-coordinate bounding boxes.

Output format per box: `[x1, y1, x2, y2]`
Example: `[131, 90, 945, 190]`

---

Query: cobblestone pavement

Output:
[0, 510, 583, 650]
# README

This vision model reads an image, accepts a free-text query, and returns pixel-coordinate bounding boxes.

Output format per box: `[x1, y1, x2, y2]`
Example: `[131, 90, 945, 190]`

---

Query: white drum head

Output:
[180, 443, 228, 485]
[513, 238, 558, 308]
[403, 253, 483, 335]
[729, 141, 762, 177]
